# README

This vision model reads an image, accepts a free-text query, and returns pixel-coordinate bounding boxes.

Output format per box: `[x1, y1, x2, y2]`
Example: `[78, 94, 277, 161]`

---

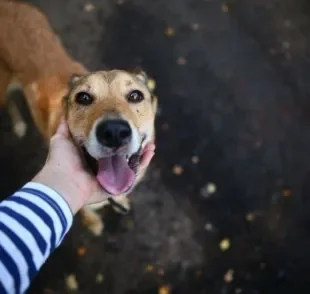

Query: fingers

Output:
[143, 142, 156, 152]
[55, 119, 69, 138]
[140, 143, 156, 169]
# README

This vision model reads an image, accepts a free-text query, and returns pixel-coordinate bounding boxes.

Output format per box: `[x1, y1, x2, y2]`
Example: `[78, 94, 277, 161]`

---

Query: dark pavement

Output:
[2, 0, 310, 293]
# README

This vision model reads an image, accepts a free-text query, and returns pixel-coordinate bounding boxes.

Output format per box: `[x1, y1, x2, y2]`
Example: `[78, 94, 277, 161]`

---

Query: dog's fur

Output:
[0, 0, 157, 235]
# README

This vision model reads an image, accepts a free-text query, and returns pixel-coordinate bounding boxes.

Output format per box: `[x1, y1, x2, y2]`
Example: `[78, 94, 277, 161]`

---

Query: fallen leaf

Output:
[96, 273, 104, 284]
[145, 264, 154, 272]
[158, 268, 165, 276]
[165, 27, 175, 37]
[159, 285, 171, 294]
[172, 165, 184, 175]
[200, 182, 217, 198]
[282, 188, 292, 197]
[219, 238, 230, 251]
[221, 4, 229, 13]
[245, 213, 255, 222]
[224, 269, 234, 283]
[66, 274, 78, 291]
[207, 183, 217, 194]
[77, 246, 87, 257]
[147, 79, 156, 92]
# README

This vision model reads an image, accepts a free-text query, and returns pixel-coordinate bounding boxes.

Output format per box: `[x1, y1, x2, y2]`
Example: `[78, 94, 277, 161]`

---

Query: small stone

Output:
[224, 269, 234, 283]
[204, 222, 214, 232]
[66, 274, 78, 291]
[221, 4, 229, 13]
[84, 3, 95, 12]
[191, 156, 199, 164]
[269, 48, 277, 56]
[282, 41, 290, 50]
[165, 27, 175, 37]
[172, 165, 183, 175]
[158, 268, 165, 276]
[177, 56, 187, 65]
[283, 19, 292, 28]
[245, 213, 255, 222]
[96, 273, 104, 284]
[219, 238, 230, 251]
[191, 23, 200, 31]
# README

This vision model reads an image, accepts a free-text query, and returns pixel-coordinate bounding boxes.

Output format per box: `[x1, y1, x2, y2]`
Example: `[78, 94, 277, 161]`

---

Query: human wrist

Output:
[33, 164, 88, 214]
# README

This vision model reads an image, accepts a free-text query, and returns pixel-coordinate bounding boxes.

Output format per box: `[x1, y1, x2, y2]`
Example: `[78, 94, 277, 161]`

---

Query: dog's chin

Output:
[81, 145, 142, 197]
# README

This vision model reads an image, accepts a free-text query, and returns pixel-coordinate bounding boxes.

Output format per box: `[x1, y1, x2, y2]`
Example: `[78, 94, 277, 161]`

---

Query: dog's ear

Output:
[131, 67, 158, 113]
[69, 73, 83, 87]
[131, 67, 148, 86]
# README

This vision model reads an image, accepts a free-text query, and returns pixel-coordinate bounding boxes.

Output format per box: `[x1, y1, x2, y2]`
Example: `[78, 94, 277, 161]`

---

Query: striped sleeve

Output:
[0, 182, 73, 294]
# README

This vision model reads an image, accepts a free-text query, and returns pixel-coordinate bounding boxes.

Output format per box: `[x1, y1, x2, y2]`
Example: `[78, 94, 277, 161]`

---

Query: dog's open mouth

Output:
[82, 147, 142, 196]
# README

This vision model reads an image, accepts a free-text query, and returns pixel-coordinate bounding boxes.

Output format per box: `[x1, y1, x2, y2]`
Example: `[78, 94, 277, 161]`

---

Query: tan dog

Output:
[0, 0, 158, 235]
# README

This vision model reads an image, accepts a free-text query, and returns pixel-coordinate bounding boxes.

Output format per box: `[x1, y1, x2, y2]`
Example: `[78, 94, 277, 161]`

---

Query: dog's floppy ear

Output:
[131, 67, 158, 114]
[131, 67, 148, 86]
[69, 73, 83, 87]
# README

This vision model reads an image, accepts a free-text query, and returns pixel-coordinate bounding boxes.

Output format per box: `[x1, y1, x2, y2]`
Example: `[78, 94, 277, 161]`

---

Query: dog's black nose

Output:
[96, 120, 132, 148]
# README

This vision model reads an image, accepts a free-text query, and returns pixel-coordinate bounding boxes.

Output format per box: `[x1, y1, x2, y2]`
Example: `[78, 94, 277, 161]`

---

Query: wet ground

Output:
[1, 0, 310, 293]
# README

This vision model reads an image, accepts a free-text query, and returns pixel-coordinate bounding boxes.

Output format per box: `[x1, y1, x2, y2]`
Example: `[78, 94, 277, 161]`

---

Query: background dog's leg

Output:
[0, 65, 27, 138]
[0, 66, 11, 108]
[7, 94, 27, 138]
[80, 206, 104, 236]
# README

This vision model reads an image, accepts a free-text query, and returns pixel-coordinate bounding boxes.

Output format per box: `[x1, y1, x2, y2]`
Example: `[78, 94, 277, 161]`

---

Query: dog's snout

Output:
[96, 120, 132, 148]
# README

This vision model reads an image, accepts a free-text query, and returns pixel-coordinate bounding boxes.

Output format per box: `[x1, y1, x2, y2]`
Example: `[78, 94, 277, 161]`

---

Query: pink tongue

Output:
[96, 155, 135, 195]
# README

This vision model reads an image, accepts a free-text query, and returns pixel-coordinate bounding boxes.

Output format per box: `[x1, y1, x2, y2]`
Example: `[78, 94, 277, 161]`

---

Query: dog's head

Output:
[64, 69, 158, 197]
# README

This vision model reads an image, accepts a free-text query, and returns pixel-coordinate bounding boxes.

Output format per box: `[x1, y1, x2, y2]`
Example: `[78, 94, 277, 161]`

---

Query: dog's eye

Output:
[127, 90, 144, 103]
[75, 92, 94, 105]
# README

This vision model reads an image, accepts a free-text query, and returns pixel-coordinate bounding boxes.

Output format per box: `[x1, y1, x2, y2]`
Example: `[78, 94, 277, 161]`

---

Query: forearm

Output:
[0, 182, 73, 294]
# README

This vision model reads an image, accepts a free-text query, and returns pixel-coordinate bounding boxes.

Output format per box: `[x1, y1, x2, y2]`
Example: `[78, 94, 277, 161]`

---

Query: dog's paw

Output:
[88, 220, 104, 236]
[111, 197, 131, 215]
[14, 121, 27, 138]
[81, 208, 104, 236]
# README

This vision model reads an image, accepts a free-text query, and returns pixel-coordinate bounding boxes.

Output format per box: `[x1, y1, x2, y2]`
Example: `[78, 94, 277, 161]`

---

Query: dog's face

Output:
[65, 69, 157, 197]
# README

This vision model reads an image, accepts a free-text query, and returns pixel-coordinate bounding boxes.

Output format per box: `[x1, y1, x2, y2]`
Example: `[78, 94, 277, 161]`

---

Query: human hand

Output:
[33, 119, 155, 214]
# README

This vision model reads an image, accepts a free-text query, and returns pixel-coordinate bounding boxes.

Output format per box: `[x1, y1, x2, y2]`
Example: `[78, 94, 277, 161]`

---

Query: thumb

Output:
[55, 119, 70, 139]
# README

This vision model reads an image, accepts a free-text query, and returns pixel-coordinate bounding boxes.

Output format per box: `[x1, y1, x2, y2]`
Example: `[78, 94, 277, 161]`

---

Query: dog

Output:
[0, 0, 158, 235]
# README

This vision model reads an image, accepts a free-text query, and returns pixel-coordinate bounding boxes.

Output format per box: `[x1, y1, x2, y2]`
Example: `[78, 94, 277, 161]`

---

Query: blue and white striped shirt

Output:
[0, 182, 73, 294]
